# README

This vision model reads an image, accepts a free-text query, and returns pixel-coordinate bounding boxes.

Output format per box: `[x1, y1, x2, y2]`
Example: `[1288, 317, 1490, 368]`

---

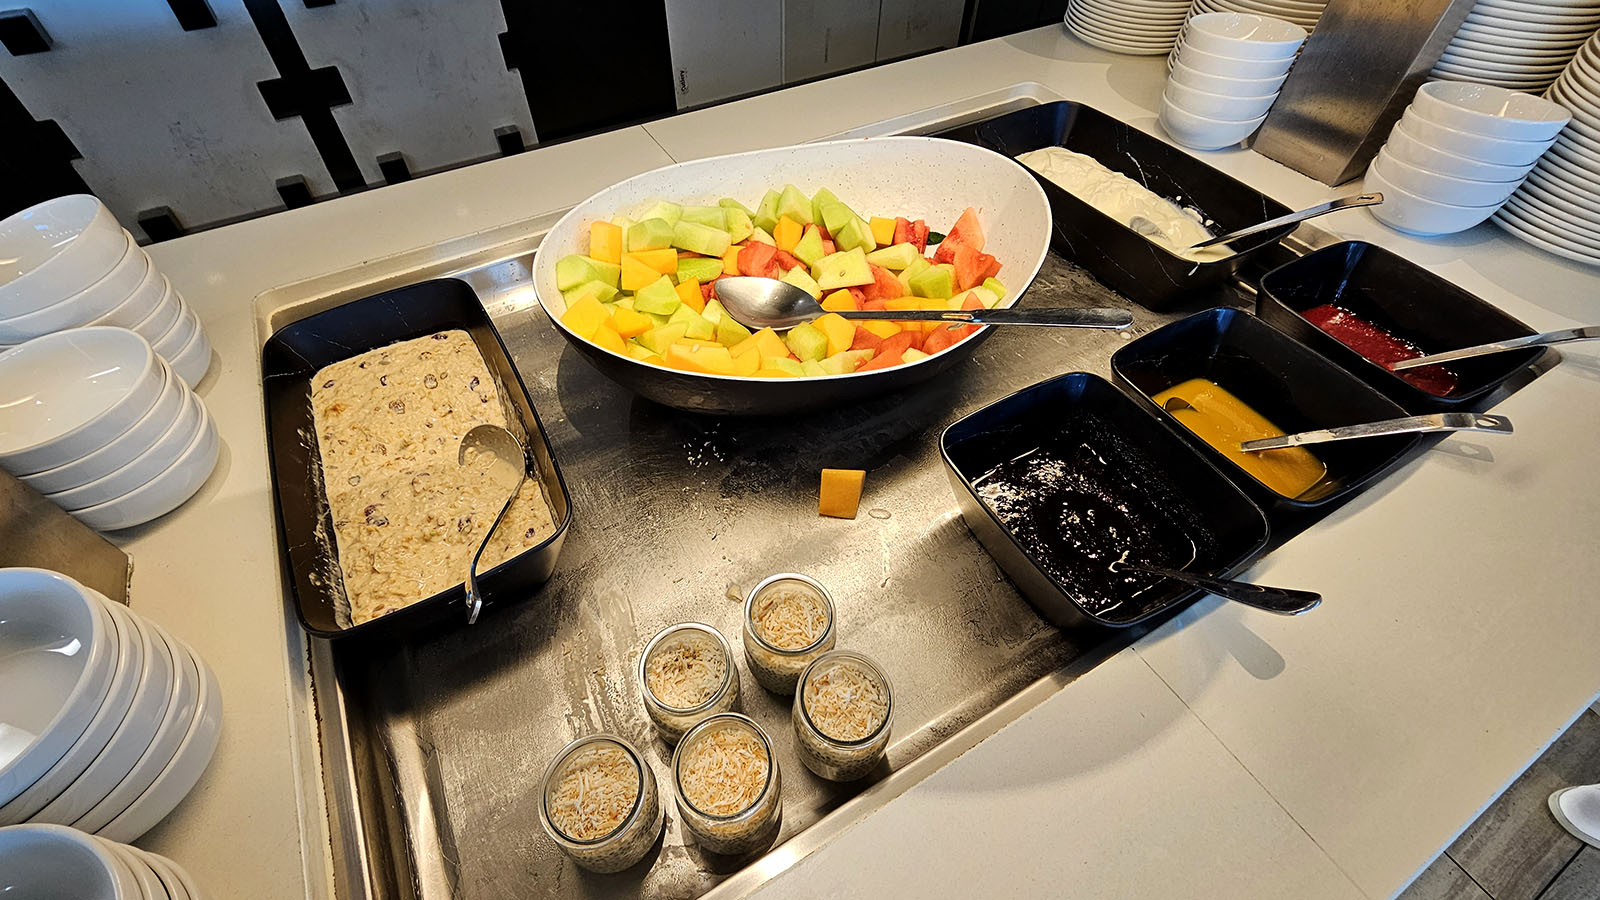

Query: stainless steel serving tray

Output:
[254, 87, 1555, 900]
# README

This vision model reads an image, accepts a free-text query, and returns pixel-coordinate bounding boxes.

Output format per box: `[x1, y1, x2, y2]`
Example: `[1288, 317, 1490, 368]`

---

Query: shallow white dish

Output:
[1183, 12, 1305, 59]
[0, 232, 143, 345]
[0, 196, 126, 319]
[1072, 5, 1185, 34]
[0, 822, 142, 899]
[0, 569, 118, 810]
[151, 305, 199, 361]
[1066, 11, 1178, 52]
[1363, 164, 1501, 235]
[1493, 209, 1600, 265]
[1159, 94, 1268, 149]
[1373, 148, 1524, 207]
[128, 279, 183, 348]
[68, 404, 218, 532]
[1505, 195, 1600, 245]
[1496, 203, 1600, 256]
[1169, 58, 1287, 95]
[1164, 79, 1279, 119]
[85, 254, 163, 335]
[1383, 119, 1533, 182]
[166, 318, 212, 389]
[0, 327, 165, 476]
[1174, 43, 1296, 78]
[1398, 107, 1557, 166]
[134, 847, 192, 900]
[47, 390, 205, 511]
[97, 835, 170, 900]
[18, 362, 185, 496]
[1518, 174, 1600, 222]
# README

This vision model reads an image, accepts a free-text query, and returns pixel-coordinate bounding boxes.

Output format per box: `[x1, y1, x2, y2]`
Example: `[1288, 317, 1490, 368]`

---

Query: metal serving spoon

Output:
[1110, 560, 1322, 615]
[713, 276, 1133, 332]
[1129, 192, 1383, 250]
[1388, 325, 1600, 371]
[456, 423, 527, 625]
[1159, 397, 1513, 450]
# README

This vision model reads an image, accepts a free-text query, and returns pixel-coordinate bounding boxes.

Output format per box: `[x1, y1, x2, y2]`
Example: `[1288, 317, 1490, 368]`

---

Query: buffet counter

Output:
[117, 24, 1600, 900]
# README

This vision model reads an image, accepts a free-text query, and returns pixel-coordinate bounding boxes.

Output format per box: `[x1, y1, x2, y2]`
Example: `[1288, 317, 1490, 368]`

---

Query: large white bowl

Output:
[29, 601, 175, 828]
[97, 633, 221, 843]
[0, 590, 140, 826]
[0, 327, 164, 476]
[1184, 12, 1306, 59]
[1398, 107, 1557, 166]
[1363, 164, 1501, 235]
[127, 278, 182, 347]
[0, 196, 126, 319]
[48, 390, 205, 512]
[1383, 119, 1535, 182]
[0, 232, 143, 345]
[1413, 82, 1572, 141]
[0, 569, 118, 809]
[18, 362, 185, 496]
[1372, 148, 1524, 207]
[1159, 95, 1268, 149]
[95, 835, 170, 900]
[1164, 79, 1279, 120]
[151, 304, 199, 361]
[1175, 43, 1296, 78]
[84, 253, 162, 334]
[0, 822, 142, 899]
[69, 404, 218, 532]
[166, 317, 211, 389]
[1169, 59, 1287, 95]
[532, 136, 1052, 415]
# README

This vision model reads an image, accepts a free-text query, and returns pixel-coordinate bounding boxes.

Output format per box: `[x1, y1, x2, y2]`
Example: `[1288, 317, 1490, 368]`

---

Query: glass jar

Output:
[671, 713, 783, 856]
[793, 650, 894, 782]
[741, 573, 837, 695]
[639, 622, 739, 743]
[537, 734, 663, 872]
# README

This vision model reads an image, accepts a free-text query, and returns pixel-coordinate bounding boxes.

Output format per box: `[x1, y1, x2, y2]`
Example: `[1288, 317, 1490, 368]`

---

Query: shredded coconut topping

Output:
[804, 660, 889, 742]
[645, 633, 727, 709]
[548, 744, 639, 841]
[751, 586, 827, 650]
[678, 725, 769, 817]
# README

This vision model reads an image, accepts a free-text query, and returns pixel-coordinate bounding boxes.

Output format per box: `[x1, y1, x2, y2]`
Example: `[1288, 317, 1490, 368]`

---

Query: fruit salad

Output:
[552, 184, 1010, 378]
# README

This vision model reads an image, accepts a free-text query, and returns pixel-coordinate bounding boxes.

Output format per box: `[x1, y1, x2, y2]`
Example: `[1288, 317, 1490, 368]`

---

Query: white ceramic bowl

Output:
[1184, 12, 1306, 59]
[29, 601, 175, 828]
[95, 835, 169, 900]
[131, 280, 183, 349]
[97, 633, 221, 843]
[1175, 43, 1296, 78]
[18, 362, 185, 496]
[0, 569, 118, 809]
[1164, 79, 1279, 120]
[1398, 107, 1557, 166]
[1372, 148, 1524, 206]
[0, 591, 140, 826]
[1159, 95, 1269, 149]
[151, 304, 199, 361]
[0, 822, 142, 899]
[166, 317, 212, 389]
[47, 390, 205, 511]
[1169, 59, 1287, 95]
[136, 847, 201, 900]
[0, 232, 143, 345]
[0, 196, 126, 319]
[1384, 119, 1534, 182]
[1363, 164, 1501, 235]
[84, 253, 161, 334]
[0, 327, 165, 476]
[68, 405, 218, 532]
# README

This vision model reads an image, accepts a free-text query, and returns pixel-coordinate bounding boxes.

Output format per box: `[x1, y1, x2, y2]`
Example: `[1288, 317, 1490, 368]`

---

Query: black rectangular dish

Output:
[262, 278, 572, 641]
[1257, 240, 1544, 412]
[940, 371, 1270, 629]
[1111, 308, 1421, 516]
[972, 100, 1296, 311]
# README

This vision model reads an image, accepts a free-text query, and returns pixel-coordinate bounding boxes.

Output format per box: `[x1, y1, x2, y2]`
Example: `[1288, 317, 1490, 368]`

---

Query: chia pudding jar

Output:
[792, 650, 894, 782]
[639, 622, 740, 743]
[741, 573, 837, 695]
[670, 713, 783, 856]
[537, 734, 663, 872]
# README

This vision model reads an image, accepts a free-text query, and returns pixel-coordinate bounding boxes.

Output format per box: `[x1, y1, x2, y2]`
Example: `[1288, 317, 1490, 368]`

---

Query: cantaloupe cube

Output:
[620, 255, 661, 292]
[589, 221, 623, 264]
[667, 341, 736, 375]
[609, 306, 654, 339]
[675, 278, 705, 314]
[821, 290, 858, 312]
[869, 216, 896, 247]
[819, 468, 866, 519]
[814, 312, 855, 357]
[862, 320, 901, 339]
[560, 294, 611, 339]
[731, 349, 760, 376]
[722, 246, 742, 276]
[773, 215, 803, 253]
[590, 323, 627, 354]
[627, 248, 679, 275]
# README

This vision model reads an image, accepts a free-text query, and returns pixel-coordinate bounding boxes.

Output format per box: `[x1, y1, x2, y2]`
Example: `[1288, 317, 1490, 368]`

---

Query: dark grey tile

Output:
[1539, 847, 1600, 900]
[1402, 854, 1493, 900]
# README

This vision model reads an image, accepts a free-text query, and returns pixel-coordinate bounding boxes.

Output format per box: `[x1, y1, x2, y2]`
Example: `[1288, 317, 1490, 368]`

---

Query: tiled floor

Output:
[1400, 707, 1600, 900]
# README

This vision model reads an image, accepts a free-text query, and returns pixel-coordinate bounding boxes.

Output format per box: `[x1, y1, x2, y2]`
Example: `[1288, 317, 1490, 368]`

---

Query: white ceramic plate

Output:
[1494, 210, 1600, 265]
[1067, 12, 1179, 50]
[1518, 173, 1600, 220]
[1505, 194, 1600, 244]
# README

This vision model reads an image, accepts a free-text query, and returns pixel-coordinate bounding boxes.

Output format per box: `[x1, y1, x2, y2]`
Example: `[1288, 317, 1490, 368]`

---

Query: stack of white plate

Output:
[1496, 31, 1600, 263]
[0, 569, 222, 845]
[1170, 0, 1328, 69]
[1160, 14, 1304, 149]
[1432, 0, 1600, 93]
[0, 195, 211, 388]
[1365, 82, 1568, 236]
[0, 823, 208, 899]
[1064, 0, 1192, 56]
[0, 328, 220, 532]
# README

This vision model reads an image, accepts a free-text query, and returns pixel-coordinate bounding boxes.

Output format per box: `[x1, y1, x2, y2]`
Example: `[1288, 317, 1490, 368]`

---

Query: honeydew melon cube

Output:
[813, 248, 873, 291]
[610, 214, 634, 233]
[763, 357, 805, 376]
[983, 277, 1008, 301]
[627, 218, 675, 252]
[719, 197, 755, 216]
[776, 184, 813, 225]
[561, 281, 606, 308]
[832, 216, 875, 254]
[626, 342, 659, 362]
[672, 221, 732, 257]
[780, 265, 823, 300]
[903, 257, 932, 279]
[793, 226, 827, 267]
[668, 304, 715, 341]
[865, 242, 920, 270]
[636, 200, 682, 227]
[555, 255, 621, 291]
[633, 275, 682, 315]
[811, 187, 840, 229]
[909, 265, 955, 300]
[716, 313, 752, 347]
[753, 190, 781, 233]
[819, 349, 874, 375]
[701, 298, 726, 325]
[681, 206, 726, 228]
[819, 201, 857, 235]
[749, 227, 776, 246]
[676, 257, 724, 284]
[784, 322, 829, 362]
[902, 347, 930, 364]
[967, 286, 1001, 309]
[800, 360, 827, 377]
[724, 208, 754, 244]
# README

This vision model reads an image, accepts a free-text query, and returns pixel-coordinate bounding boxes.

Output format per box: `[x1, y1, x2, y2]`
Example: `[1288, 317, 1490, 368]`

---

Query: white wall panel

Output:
[281, 0, 537, 181]
[664, 0, 784, 109]
[876, 0, 966, 61]
[782, 0, 881, 83]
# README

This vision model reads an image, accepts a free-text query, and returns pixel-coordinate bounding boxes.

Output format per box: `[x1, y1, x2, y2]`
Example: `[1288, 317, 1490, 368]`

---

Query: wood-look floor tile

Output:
[1401, 854, 1493, 900]
[1537, 847, 1600, 900]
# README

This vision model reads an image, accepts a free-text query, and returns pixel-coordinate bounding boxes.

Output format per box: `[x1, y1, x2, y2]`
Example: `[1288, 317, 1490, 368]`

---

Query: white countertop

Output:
[110, 24, 1600, 900]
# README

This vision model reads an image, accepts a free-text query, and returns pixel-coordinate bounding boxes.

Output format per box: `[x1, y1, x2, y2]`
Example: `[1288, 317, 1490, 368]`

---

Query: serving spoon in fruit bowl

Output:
[713, 276, 1134, 332]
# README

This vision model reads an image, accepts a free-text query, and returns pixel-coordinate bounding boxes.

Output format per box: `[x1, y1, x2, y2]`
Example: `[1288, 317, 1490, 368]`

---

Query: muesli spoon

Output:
[713, 277, 1133, 332]
[456, 423, 526, 625]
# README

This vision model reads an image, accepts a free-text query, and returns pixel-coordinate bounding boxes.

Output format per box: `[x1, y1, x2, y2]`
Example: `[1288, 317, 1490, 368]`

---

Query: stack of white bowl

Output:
[1160, 13, 1305, 150]
[0, 569, 222, 846]
[1170, 0, 1327, 69]
[0, 824, 208, 899]
[1494, 31, 1600, 264]
[1064, 0, 1193, 55]
[1364, 82, 1569, 236]
[1432, 0, 1600, 93]
[0, 195, 210, 388]
[0, 328, 220, 531]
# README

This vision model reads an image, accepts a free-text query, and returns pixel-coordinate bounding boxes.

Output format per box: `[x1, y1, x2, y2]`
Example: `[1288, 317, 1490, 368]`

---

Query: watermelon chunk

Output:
[895, 217, 930, 253]
[951, 244, 990, 292]
[850, 325, 884, 353]
[773, 248, 806, 271]
[860, 264, 905, 302]
[946, 208, 985, 252]
[737, 242, 778, 278]
[861, 298, 888, 311]
[923, 325, 965, 354]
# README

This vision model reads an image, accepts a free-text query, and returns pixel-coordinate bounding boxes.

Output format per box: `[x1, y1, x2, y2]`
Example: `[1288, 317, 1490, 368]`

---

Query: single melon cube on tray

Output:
[819, 469, 867, 519]
[609, 306, 654, 339]
[725, 209, 754, 244]
[716, 314, 753, 347]
[638, 323, 688, 355]
[628, 248, 679, 275]
[983, 277, 1008, 301]
[800, 360, 827, 377]
[719, 197, 754, 215]
[701, 298, 727, 325]
[721, 246, 742, 276]
[861, 320, 901, 339]
[590, 323, 627, 354]
[620, 255, 659, 291]
[773, 216, 803, 253]
[814, 313, 855, 357]
[793, 226, 827, 268]
[819, 349, 873, 375]
[909, 266, 955, 300]
[556, 255, 621, 291]
[820, 289, 857, 312]
[668, 304, 714, 341]
[832, 216, 875, 254]
[626, 342, 659, 362]
[902, 347, 930, 364]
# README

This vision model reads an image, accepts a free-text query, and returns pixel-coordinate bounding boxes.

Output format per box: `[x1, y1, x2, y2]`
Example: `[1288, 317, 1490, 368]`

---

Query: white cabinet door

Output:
[876, 0, 966, 61]
[782, 0, 882, 83]
[664, 0, 784, 109]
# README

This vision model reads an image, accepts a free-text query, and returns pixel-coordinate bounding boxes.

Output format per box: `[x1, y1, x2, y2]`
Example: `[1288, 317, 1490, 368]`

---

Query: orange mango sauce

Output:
[1153, 378, 1327, 498]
